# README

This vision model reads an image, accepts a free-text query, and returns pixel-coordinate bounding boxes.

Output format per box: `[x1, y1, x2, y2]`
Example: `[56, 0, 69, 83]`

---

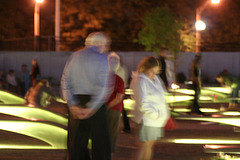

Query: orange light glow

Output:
[30, 117, 39, 121]
[27, 104, 36, 107]
[204, 144, 240, 149]
[36, 0, 44, 3]
[211, 0, 220, 4]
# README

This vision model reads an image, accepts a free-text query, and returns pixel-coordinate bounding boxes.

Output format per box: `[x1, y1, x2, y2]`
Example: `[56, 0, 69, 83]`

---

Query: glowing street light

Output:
[211, 0, 220, 4]
[195, 0, 220, 54]
[195, 20, 206, 31]
[55, 0, 61, 51]
[34, 0, 44, 51]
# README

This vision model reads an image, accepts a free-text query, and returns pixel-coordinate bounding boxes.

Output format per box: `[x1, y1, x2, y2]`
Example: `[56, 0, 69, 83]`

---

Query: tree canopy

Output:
[135, 7, 183, 54]
[1, 0, 240, 51]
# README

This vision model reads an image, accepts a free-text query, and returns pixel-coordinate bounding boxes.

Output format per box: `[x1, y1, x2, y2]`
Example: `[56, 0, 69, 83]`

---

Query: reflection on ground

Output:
[0, 87, 240, 159]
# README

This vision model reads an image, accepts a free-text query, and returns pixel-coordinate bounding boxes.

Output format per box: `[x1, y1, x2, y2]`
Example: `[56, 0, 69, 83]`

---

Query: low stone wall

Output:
[0, 51, 239, 85]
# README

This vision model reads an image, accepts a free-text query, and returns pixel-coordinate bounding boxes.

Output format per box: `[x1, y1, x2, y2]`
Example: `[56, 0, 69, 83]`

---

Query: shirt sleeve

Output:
[61, 54, 78, 107]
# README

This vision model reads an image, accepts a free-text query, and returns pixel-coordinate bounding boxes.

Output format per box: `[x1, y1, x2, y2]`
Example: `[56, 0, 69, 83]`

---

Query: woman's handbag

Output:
[164, 116, 177, 130]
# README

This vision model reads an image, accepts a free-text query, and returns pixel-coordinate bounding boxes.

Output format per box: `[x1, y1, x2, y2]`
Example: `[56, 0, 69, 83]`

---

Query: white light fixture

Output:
[211, 0, 220, 4]
[195, 20, 206, 31]
[36, 0, 44, 3]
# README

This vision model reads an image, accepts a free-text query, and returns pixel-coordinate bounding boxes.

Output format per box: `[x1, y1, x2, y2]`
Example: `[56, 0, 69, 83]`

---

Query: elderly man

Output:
[61, 32, 112, 160]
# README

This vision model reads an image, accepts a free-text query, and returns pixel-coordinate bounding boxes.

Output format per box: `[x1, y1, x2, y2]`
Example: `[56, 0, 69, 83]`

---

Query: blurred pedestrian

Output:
[25, 79, 56, 107]
[30, 58, 40, 87]
[131, 56, 170, 160]
[107, 52, 125, 153]
[216, 72, 240, 111]
[115, 54, 131, 133]
[0, 70, 6, 90]
[20, 64, 31, 96]
[189, 54, 204, 115]
[157, 49, 169, 89]
[6, 69, 19, 94]
[61, 32, 112, 160]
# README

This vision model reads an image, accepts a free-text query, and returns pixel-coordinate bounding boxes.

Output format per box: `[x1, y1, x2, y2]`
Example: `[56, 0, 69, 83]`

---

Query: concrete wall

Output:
[0, 51, 71, 84]
[177, 52, 240, 83]
[0, 51, 239, 84]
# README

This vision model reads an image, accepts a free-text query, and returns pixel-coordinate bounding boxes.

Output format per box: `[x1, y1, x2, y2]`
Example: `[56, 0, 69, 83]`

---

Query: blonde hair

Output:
[138, 56, 159, 73]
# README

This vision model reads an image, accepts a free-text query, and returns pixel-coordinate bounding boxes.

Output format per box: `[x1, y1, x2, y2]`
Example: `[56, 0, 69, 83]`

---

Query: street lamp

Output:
[195, 20, 206, 31]
[34, 0, 44, 51]
[55, 0, 61, 51]
[212, 0, 220, 4]
[195, 0, 220, 54]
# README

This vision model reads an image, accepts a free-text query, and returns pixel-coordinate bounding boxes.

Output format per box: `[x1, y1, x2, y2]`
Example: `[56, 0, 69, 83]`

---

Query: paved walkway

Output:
[113, 117, 240, 160]
[0, 89, 240, 160]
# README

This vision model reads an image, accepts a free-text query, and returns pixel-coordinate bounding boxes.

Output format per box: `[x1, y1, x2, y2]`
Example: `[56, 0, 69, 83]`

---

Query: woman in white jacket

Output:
[131, 56, 170, 160]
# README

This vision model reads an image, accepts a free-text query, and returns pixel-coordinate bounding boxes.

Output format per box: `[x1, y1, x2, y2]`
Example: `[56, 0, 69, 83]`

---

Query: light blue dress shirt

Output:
[61, 46, 110, 110]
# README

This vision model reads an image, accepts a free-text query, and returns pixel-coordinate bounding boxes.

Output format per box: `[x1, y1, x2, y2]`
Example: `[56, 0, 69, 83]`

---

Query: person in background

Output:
[131, 56, 170, 160]
[25, 79, 56, 107]
[20, 64, 31, 96]
[61, 32, 112, 160]
[115, 54, 131, 133]
[157, 49, 169, 89]
[6, 69, 19, 94]
[107, 52, 125, 153]
[0, 70, 6, 90]
[189, 54, 204, 115]
[216, 72, 240, 111]
[30, 58, 40, 87]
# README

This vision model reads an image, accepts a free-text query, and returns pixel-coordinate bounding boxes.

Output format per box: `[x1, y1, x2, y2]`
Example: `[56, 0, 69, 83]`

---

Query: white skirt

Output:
[139, 124, 164, 142]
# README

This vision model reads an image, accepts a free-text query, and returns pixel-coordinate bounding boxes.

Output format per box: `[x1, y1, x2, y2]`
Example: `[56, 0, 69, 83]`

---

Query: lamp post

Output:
[55, 0, 61, 51]
[34, 0, 44, 51]
[195, 0, 220, 55]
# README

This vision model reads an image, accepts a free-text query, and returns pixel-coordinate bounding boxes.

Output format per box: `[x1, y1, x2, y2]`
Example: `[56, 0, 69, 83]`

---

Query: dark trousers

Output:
[67, 95, 111, 160]
[191, 83, 201, 113]
[122, 107, 131, 132]
[108, 109, 121, 152]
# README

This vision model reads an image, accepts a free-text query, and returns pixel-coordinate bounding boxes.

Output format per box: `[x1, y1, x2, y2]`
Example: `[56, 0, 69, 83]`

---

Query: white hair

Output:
[108, 52, 120, 72]
[108, 52, 120, 60]
[85, 32, 110, 46]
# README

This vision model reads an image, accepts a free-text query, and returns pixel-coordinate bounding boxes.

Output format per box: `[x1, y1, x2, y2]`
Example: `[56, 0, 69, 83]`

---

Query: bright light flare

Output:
[171, 139, 240, 144]
[123, 99, 135, 110]
[204, 87, 232, 94]
[176, 117, 240, 127]
[204, 144, 240, 149]
[171, 83, 180, 90]
[0, 121, 67, 149]
[0, 106, 68, 126]
[27, 104, 35, 107]
[125, 89, 134, 95]
[169, 89, 194, 95]
[36, 0, 44, 3]
[211, 0, 220, 4]
[222, 112, 240, 116]
[195, 20, 206, 31]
